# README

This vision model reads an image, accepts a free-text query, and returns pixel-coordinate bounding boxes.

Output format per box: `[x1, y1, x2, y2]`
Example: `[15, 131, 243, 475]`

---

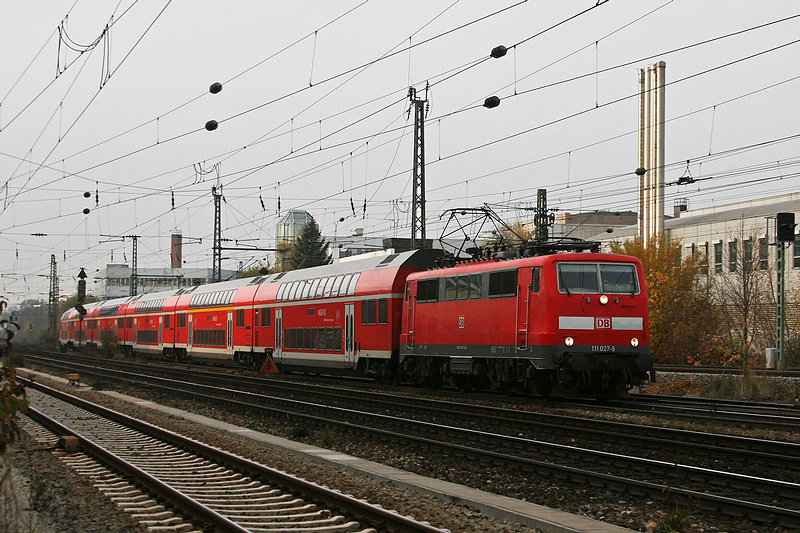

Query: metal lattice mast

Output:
[129, 236, 139, 296]
[534, 189, 549, 241]
[212, 185, 222, 282]
[48, 254, 58, 335]
[409, 87, 428, 249]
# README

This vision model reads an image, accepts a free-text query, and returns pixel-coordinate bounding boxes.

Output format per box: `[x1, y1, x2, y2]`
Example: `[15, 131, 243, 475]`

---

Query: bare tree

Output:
[713, 221, 774, 368]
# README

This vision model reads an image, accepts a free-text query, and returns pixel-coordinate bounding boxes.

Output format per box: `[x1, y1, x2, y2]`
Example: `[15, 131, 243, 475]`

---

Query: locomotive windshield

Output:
[557, 263, 638, 294]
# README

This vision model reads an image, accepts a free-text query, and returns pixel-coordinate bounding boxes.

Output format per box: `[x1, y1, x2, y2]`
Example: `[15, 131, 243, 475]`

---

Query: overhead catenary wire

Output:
[5, 5, 800, 300]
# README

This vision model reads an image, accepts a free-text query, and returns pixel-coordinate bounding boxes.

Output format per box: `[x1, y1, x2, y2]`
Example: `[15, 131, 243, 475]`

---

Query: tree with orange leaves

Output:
[610, 235, 721, 365]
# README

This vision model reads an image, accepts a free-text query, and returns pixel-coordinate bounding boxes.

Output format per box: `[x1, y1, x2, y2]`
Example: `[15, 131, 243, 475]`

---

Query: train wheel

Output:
[455, 376, 473, 393]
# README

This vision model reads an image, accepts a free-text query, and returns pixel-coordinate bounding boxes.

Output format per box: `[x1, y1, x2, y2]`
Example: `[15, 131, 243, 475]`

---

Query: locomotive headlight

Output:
[631, 338, 639, 347]
[565, 337, 574, 347]
[599, 295, 609, 305]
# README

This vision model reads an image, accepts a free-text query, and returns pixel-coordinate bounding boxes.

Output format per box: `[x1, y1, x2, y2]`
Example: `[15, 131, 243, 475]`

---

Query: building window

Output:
[700, 243, 709, 275]
[759, 238, 768, 271]
[744, 239, 753, 272]
[714, 243, 723, 273]
[794, 235, 800, 268]
[728, 240, 737, 273]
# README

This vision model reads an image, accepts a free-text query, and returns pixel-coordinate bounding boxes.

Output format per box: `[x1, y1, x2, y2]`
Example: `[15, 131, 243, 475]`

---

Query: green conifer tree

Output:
[291, 217, 331, 270]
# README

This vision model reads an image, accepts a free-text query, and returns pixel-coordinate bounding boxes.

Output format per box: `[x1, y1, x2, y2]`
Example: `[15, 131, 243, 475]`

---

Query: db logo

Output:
[595, 317, 611, 329]
[458, 316, 465, 329]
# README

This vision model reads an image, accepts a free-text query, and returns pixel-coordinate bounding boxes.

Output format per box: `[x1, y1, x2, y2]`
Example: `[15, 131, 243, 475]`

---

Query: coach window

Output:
[311, 328, 318, 350]
[118, 317, 124, 328]
[468, 274, 481, 299]
[362, 299, 377, 325]
[236, 309, 245, 328]
[346, 273, 360, 296]
[276, 284, 286, 302]
[164, 315, 171, 329]
[303, 327, 311, 349]
[326, 327, 335, 350]
[323, 276, 336, 297]
[417, 278, 439, 302]
[315, 277, 325, 298]
[378, 298, 388, 324]
[488, 270, 517, 298]
[331, 274, 347, 297]
[127, 317, 133, 328]
[261, 307, 270, 328]
[531, 268, 541, 293]
[309, 278, 321, 299]
[300, 280, 311, 300]
[334, 327, 342, 350]
[457, 276, 470, 300]
[179, 313, 186, 328]
[445, 277, 458, 301]
[317, 327, 326, 350]
[338, 274, 352, 296]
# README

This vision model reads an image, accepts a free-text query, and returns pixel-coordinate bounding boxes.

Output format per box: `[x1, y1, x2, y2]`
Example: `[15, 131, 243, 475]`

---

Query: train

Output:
[60, 245, 654, 397]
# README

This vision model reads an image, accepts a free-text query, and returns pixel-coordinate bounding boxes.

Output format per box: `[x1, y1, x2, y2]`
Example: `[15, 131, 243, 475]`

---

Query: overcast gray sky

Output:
[2, 1, 799, 304]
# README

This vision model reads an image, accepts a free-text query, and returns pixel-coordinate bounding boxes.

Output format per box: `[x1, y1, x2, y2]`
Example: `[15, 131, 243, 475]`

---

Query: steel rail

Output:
[24, 364, 800, 527]
[24, 404, 251, 533]
[25, 351, 800, 464]
[23, 378, 450, 533]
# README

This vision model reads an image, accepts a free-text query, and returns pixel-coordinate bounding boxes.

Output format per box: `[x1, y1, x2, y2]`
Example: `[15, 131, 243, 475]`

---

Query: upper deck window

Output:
[557, 263, 638, 295]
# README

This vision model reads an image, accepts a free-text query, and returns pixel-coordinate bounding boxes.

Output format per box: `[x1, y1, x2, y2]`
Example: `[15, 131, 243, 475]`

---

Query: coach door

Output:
[274, 309, 283, 362]
[406, 282, 415, 349]
[227, 312, 234, 357]
[345, 303, 355, 365]
[516, 267, 531, 352]
[187, 314, 193, 356]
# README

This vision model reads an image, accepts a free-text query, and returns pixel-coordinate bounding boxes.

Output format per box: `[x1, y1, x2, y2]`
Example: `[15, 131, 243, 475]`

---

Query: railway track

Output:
[21, 350, 800, 528]
[656, 364, 800, 378]
[22, 379, 448, 533]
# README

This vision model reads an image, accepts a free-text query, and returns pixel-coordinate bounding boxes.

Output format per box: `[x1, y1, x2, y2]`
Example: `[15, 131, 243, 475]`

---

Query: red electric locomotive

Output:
[59, 244, 652, 397]
[400, 251, 652, 396]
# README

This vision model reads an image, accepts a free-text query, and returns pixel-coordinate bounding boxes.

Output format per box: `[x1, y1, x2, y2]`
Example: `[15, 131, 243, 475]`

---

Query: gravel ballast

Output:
[6, 368, 798, 532]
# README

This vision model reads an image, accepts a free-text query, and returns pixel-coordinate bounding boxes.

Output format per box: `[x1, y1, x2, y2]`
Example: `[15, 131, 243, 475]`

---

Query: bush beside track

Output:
[646, 368, 800, 403]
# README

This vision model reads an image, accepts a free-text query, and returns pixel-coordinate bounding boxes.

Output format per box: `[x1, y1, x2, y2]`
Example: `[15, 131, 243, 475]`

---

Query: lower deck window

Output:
[194, 329, 226, 347]
[284, 326, 342, 351]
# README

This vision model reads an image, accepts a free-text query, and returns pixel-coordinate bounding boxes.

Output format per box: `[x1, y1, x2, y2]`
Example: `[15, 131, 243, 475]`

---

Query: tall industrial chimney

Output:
[637, 61, 666, 245]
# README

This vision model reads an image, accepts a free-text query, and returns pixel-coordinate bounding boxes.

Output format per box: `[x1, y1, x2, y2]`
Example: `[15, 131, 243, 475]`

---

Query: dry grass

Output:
[649, 371, 800, 403]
